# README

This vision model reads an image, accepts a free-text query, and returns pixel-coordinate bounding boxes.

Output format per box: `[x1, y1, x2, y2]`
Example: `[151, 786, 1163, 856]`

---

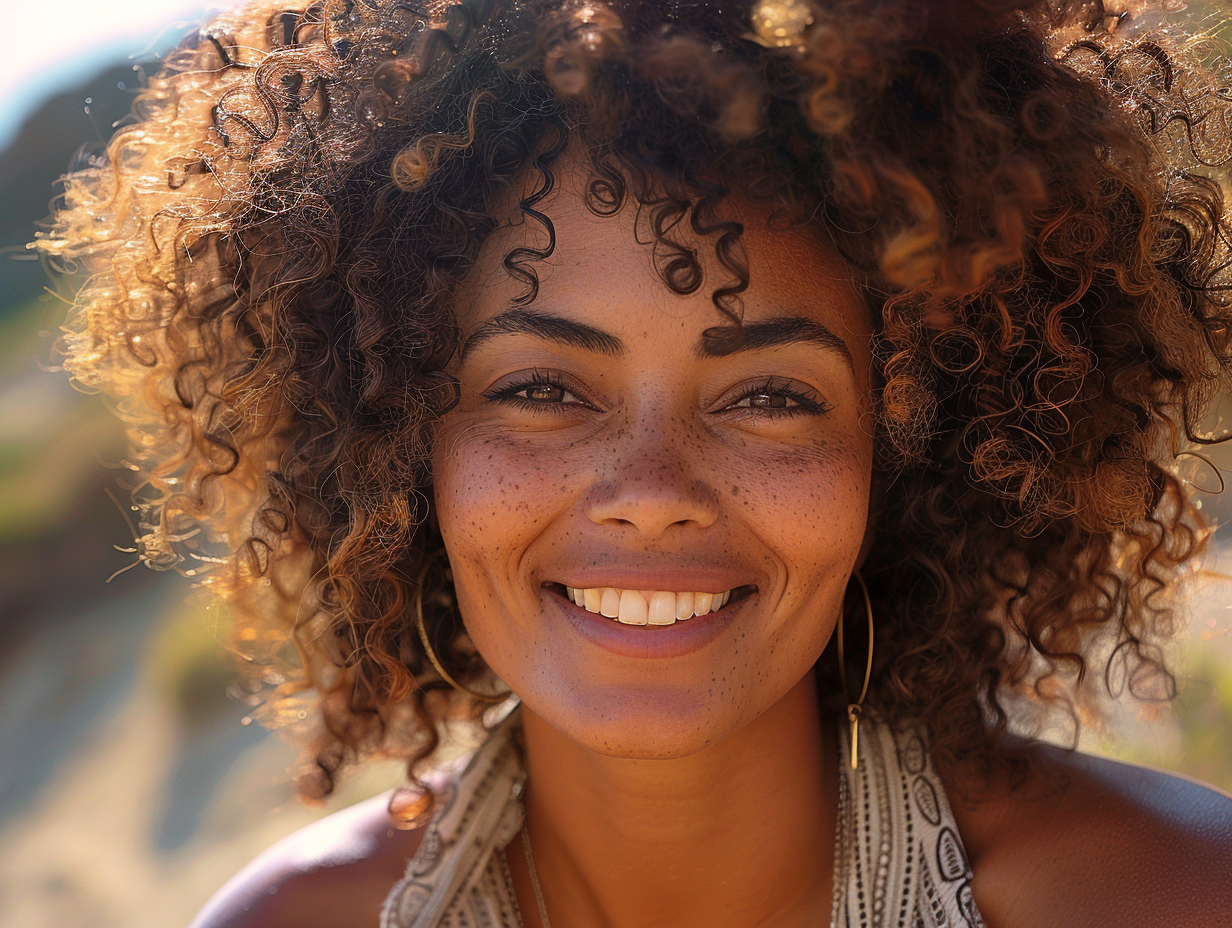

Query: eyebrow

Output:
[698, 316, 855, 371]
[458, 308, 854, 370]
[459, 308, 625, 361]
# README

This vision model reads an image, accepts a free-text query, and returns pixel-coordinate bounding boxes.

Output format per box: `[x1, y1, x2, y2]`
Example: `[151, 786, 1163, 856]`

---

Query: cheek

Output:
[431, 422, 580, 601]
[701, 429, 870, 602]
[722, 435, 871, 674]
[723, 432, 872, 571]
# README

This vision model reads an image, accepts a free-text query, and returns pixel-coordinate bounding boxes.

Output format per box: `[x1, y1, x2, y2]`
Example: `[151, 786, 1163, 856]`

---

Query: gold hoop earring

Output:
[837, 571, 875, 770]
[414, 570, 512, 705]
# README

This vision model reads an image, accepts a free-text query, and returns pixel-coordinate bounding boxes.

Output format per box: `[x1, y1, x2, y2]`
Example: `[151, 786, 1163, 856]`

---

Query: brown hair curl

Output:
[33, 0, 1232, 795]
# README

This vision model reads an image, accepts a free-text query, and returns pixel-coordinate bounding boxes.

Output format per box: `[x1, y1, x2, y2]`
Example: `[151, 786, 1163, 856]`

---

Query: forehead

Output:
[456, 162, 870, 343]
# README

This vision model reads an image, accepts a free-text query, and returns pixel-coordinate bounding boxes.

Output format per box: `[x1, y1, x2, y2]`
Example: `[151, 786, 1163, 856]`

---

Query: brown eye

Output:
[525, 384, 566, 402]
[483, 374, 595, 411]
[720, 379, 832, 416]
[749, 392, 789, 409]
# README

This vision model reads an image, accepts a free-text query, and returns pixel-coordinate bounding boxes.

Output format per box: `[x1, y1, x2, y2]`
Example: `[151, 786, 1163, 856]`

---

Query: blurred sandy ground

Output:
[0, 33, 1231, 928]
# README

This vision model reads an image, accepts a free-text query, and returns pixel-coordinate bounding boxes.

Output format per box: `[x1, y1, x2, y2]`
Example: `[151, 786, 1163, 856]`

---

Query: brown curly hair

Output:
[33, 0, 1232, 797]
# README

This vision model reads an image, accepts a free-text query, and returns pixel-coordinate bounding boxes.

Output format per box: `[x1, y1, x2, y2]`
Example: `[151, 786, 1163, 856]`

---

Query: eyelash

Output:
[482, 372, 833, 417]
[725, 378, 833, 417]
[483, 371, 594, 412]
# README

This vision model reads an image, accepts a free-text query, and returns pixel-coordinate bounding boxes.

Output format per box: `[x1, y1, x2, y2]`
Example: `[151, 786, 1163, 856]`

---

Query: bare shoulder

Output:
[188, 791, 425, 928]
[950, 743, 1232, 928]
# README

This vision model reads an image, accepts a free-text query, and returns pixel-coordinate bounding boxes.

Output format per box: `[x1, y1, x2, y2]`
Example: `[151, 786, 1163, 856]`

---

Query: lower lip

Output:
[547, 587, 744, 659]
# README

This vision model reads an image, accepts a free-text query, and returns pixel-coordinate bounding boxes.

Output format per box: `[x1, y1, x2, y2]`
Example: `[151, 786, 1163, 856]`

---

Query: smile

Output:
[563, 586, 734, 627]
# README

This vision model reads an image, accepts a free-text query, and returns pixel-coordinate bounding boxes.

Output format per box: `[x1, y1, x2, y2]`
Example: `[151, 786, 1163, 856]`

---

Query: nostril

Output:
[584, 501, 720, 536]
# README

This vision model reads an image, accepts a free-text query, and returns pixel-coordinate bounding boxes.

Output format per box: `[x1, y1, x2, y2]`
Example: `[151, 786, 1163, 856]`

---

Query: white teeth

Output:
[563, 586, 737, 627]
[675, 592, 695, 620]
[583, 588, 602, 613]
[647, 591, 676, 626]
[617, 589, 649, 626]
[600, 588, 621, 618]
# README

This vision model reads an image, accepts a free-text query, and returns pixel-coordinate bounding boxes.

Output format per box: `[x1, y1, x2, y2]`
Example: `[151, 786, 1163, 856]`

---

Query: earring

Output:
[837, 572, 875, 770]
[414, 563, 512, 705]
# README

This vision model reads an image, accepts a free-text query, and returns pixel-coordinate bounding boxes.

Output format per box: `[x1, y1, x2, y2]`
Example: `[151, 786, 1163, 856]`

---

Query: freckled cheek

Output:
[724, 440, 872, 559]
[432, 431, 579, 571]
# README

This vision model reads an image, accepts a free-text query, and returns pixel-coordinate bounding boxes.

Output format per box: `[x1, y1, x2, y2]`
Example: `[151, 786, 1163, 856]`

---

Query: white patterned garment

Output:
[381, 714, 987, 928]
[380, 721, 528, 928]
[831, 717, 987, 928]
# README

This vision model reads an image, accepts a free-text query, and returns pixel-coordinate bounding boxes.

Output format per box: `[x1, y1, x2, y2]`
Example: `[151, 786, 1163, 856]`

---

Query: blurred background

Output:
[0, 4, 409, 926]
[0, 3, 1230, 927]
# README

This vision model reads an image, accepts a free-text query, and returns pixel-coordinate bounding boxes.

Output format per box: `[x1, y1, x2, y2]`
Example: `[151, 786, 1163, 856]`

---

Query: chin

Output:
[522, 681, 761, 760]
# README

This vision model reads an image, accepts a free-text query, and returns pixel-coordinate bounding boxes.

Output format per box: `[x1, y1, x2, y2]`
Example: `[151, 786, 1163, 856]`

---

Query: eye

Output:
[482, 371, 596, 411]
[521, 383, 571, 403]
[739, 391, 791, 409]
[720, 379, 832, 416]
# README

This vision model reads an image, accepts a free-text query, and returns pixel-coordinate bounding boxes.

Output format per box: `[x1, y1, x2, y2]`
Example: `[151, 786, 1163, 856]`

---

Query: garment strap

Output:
[380, 723, 526, 928]
[831, 714, 986, 928]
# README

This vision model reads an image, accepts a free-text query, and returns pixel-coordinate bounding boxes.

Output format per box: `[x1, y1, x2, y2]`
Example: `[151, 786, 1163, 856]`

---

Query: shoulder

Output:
[949, 742, 1232, 928]
[188, 791, 426, 928]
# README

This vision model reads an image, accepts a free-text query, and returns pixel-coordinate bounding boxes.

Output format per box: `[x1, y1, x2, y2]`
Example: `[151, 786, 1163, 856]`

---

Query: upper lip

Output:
[549, 569, 757, 593]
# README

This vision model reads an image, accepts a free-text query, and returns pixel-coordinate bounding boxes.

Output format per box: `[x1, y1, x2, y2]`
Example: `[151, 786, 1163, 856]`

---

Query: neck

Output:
[513, 675, 837, 928]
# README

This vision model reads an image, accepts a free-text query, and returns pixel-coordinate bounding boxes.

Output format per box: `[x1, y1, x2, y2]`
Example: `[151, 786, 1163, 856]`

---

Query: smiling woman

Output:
[29, 0, 1232, 926]
[437, 177, 874, 759]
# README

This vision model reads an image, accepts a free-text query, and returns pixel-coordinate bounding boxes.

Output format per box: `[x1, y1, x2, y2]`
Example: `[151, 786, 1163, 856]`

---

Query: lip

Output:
[545, 583, 751, 660]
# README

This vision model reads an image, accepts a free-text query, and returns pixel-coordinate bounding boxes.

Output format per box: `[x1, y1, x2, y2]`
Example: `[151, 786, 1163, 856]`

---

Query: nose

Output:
[582, 415, 720, 538]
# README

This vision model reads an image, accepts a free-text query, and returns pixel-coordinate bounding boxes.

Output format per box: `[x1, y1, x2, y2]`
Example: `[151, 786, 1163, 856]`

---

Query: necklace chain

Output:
[520, 825, 553, 928]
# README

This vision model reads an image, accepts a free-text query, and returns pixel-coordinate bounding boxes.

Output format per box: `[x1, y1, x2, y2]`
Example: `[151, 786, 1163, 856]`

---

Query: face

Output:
[431, 167, 876, 759]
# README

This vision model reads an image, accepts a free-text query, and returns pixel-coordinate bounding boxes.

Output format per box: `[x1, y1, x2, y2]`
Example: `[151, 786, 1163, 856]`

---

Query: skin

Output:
[435, 170, 875, 759]
[191, 168, 1232, 928]
[425, 166, 873, 928]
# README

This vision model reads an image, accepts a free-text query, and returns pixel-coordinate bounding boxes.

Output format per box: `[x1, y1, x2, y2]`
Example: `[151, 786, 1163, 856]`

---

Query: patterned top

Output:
[380, 713, 987, 928]
[831, 717, 986, 928]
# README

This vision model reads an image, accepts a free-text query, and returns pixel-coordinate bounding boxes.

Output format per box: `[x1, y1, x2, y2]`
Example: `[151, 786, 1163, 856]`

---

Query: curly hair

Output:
[33, 0, 1232, 797]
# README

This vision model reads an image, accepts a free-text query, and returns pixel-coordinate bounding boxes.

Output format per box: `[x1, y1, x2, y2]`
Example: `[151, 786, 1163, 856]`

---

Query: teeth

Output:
[675, 592, 694, 620]
[600, 588, 620, 618]
[583, 588, 602, 613]
[563, 586, 736, 627]
[617, 589, 649, 626]
[647, 591, 676, 626]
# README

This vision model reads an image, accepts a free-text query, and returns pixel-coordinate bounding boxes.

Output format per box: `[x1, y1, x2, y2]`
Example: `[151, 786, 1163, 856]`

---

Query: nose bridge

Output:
[583, 400, 719, 537]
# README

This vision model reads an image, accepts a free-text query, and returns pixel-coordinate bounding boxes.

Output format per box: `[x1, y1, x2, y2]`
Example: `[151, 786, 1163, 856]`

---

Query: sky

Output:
[0, 0, 216, 151]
